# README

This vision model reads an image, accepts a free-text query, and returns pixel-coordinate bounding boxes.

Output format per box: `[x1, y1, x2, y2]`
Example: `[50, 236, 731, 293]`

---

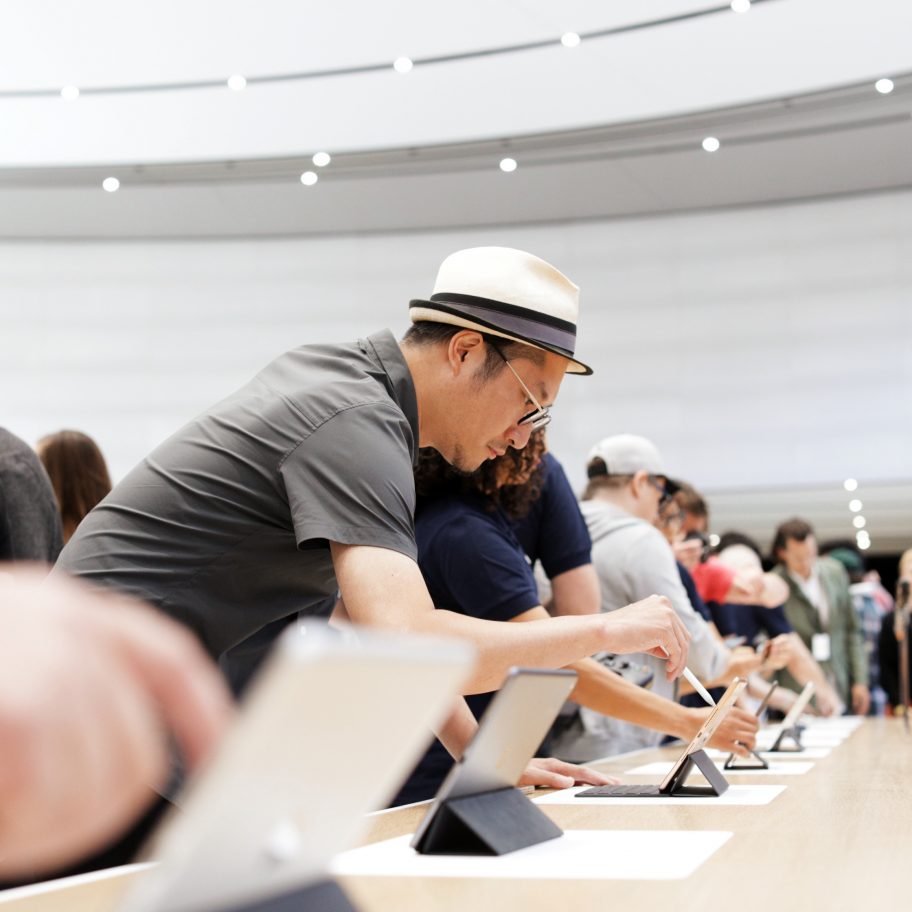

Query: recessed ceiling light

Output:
[849, 499, 863, 512]
[731, 0, 751, 12]
[853, 516, 867, 529]
[499, 157, 517, 173]
[102, 177, 120, 193]
[227, 74, 247, 91]
[708, 534, 720, 547]
[843, 478, 858, 492]
[702, 136, 720, 152]
[858, 539, 871, 551]
[561, 32, 581, 48]
[393, 57, 413, 74]
[60, 85, 80, 101]
[300, 171, 318, 186]
[312, 152, 331, 168]
[875, 78, 894, 94]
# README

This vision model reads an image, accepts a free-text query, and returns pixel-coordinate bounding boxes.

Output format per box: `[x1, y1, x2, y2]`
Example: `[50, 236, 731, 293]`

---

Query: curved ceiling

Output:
[3, 0, 910, 166]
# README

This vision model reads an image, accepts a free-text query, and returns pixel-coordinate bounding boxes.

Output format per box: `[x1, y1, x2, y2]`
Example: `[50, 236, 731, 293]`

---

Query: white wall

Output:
[2, 188, 910, 499]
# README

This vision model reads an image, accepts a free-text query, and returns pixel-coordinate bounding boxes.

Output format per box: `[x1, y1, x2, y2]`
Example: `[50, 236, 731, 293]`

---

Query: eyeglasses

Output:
[646, 475, 672, 507]
[658, 502, 686, 527]
[491, 344, 552, 430]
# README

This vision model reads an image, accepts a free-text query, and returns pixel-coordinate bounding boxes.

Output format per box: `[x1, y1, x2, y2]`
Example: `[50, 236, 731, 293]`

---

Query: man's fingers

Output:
[544, 759, 614, 786]
[88, 599, 235, 770]
[522, 758, 616, 788]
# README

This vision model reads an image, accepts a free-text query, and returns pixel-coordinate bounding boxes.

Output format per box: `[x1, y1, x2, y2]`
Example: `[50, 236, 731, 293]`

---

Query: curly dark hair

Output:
[415, 430, 548, 520]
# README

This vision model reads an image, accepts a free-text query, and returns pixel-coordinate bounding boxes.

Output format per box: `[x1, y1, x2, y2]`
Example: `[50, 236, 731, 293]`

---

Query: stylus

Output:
[683, 667, 716, 707]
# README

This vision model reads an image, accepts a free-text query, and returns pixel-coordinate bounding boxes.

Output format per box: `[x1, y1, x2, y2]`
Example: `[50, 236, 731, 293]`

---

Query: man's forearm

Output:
[408, 609, 613, 694]
[568, 657, 696, 742]
[331, 543, 689, 695]
[434, 698, 479, 759]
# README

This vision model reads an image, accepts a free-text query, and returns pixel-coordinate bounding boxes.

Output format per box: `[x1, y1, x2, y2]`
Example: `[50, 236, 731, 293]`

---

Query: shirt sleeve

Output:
[528, 454, 592, 578]
[761, 605, 793, 637]
[421, 512, 540, 622]
[0, 456, 63, 563]
[691, 558, 737, 605]
[278, 401, 417, 560]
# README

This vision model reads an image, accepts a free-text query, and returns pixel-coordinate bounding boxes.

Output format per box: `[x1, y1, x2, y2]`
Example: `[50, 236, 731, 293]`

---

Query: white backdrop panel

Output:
[1, 189, 910, 495]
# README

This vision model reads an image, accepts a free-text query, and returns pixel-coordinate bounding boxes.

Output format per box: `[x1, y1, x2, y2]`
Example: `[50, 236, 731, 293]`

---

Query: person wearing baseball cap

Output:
[57, 246, 690, 844]
[550, 433, 732, 760]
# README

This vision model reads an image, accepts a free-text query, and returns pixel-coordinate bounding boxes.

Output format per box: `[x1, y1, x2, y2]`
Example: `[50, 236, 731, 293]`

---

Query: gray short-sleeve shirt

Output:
[55, 330, 419, 657]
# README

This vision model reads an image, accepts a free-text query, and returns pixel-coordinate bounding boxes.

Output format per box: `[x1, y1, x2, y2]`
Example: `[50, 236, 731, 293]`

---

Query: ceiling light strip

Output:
[0, 0, 782, 100]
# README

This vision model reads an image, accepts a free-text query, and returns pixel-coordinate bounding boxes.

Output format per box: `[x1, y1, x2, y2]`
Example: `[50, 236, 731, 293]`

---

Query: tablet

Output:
[576, 677, 747, 798]
[780, 681, 816, 730]
[754, 681, 778, 720]
[117, 622, 473, 912]
[411, 668, 577, 850]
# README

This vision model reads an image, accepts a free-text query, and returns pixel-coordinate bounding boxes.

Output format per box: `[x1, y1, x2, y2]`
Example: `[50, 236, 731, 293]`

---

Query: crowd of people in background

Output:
[3, 419, 908, 749]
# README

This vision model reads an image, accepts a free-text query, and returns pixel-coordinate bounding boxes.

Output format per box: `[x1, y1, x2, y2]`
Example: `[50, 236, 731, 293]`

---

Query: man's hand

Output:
[731, 567, 765, 600]
[723, 645, 763, 681]
[851, 683, 871, 716]
[694, 706, 759, 755]
[0, 569, 234, 877]
[814, 683, 844, 717]
[673, 539, 702, 570]
[759, 634, 793, 672]
[602, 595, 691, 681]
[518, 757, 618, 790]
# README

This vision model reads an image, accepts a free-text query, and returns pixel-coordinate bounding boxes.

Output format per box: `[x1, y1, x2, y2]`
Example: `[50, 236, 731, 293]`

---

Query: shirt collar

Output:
[363, 329, 420, 464]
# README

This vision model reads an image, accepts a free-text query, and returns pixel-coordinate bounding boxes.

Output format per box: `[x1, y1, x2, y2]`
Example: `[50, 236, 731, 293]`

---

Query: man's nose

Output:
[507, 421, 534, 449]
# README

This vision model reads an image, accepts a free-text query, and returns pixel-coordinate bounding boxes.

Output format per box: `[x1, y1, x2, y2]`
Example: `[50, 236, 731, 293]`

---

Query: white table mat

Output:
[331, 829, 732, 881]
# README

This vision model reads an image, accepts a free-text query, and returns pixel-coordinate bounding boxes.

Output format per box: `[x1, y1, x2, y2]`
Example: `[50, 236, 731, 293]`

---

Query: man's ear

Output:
[447, 331, 485, 376]
[631, 470, 650, 499]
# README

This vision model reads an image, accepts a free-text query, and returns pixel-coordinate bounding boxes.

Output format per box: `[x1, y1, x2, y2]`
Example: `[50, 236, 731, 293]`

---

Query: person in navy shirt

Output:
[394, 436, 758, 804]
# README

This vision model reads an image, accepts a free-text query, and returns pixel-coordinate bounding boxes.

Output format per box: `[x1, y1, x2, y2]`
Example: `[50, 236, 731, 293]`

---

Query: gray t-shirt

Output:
[552, 499, 729, 762]
[0, 427, 64, 564]
[55, 330, 419, 658]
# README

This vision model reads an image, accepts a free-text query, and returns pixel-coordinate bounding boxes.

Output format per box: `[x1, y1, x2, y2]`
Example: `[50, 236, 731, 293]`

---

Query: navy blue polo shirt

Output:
[708, 601, 793, 645]
[512, 452, 592, 576]
[392, 489, 541, 805]
[678, 562, 713, 622]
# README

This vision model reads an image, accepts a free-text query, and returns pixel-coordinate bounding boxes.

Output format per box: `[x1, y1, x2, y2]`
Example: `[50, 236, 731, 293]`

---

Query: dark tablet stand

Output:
[724, 747, 770, 770]
[227, 878, 357, 912]
[767, 724, 805, 753]
[662, 748, 730, 796]
[576, 747, 730, 799]
[412, 785, 563, 855]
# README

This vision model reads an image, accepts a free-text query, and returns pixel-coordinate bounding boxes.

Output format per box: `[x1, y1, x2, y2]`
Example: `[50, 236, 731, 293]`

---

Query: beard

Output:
[444, 443, 484, 475]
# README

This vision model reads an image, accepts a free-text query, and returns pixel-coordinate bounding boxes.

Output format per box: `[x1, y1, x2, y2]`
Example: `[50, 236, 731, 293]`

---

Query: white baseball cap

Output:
[587, 434, 680, 493]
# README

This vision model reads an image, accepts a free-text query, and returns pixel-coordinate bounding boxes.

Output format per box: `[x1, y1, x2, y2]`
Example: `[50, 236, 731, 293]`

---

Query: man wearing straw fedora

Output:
[58, 246, 690, 789]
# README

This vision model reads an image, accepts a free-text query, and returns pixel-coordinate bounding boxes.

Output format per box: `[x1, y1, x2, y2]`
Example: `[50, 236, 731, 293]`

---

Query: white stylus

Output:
[683, 667, 716, 707]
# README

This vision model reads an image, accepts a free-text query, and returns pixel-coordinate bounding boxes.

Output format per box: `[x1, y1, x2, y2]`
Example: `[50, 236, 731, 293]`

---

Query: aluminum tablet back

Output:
[658, 676, 747, 791]
[412, 668, 577, 848]
[118, 622, 473, 912]
[780, 681, 816, 730]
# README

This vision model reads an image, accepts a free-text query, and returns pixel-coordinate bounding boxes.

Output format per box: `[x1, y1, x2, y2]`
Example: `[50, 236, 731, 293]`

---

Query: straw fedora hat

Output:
[409, 246, 592, 375]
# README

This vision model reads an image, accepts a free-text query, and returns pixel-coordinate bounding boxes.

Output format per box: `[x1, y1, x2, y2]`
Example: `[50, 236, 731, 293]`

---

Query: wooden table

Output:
[2, 718, 907, 912]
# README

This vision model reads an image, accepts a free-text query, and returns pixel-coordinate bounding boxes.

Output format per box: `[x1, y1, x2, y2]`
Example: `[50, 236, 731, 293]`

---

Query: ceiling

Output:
[1, 69, 909, 238]
[2, 0, 910, 169]
[707, 481, 912, 559]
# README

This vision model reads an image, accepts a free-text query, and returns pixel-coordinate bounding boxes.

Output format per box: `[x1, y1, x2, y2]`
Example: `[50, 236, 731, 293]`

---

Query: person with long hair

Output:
[393, 431, 757, 803]
[37, 430, 112, 543]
